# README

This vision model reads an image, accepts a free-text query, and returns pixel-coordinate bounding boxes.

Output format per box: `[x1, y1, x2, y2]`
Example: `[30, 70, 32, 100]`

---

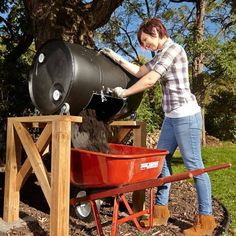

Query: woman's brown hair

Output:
[137, 18, 168, 46]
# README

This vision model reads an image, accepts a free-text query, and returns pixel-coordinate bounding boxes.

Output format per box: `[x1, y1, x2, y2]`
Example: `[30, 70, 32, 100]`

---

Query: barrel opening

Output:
[85, 93, 126, 121]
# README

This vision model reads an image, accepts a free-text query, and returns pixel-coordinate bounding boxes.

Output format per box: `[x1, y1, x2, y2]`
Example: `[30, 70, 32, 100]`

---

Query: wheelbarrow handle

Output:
[72, 163, 231, 204]
[160, 162, 232, 185]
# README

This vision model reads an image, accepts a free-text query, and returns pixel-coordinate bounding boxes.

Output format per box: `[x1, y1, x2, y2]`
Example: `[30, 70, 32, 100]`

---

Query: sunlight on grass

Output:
[172, 144, 236, 235]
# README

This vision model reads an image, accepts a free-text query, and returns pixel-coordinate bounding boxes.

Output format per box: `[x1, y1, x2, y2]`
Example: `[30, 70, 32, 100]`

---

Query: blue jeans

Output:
[156, 112, 212, 215]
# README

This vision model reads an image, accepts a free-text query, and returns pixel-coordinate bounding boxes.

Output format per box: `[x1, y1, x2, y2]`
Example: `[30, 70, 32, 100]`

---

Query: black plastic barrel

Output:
[29, 40, 143, 120]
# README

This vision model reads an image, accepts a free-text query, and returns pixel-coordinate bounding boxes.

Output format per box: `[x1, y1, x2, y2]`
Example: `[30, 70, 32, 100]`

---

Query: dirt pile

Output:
[71, 109, 111, 153]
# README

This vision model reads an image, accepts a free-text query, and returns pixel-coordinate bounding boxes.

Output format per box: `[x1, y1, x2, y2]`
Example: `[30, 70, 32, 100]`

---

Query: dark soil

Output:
[0, 171, 229, 236]
[71, 109, 111, 153]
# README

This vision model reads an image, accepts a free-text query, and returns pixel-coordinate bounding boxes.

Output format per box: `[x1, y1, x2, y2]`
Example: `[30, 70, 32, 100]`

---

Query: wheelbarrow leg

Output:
[119, 194, 142, 229]
[111, 190, 155, 233]
[90, 200, 105, 236]
[119, 189, 154, 230]
[111, 196, 120, 236]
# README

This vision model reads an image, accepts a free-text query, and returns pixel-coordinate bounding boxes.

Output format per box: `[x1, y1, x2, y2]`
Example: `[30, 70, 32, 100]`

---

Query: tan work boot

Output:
[140, 205, 170, 227]
[183, 215, 217, 236]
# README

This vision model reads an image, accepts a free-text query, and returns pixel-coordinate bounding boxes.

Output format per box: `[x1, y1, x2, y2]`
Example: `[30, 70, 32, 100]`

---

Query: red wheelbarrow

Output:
[70, 143, 231, 236]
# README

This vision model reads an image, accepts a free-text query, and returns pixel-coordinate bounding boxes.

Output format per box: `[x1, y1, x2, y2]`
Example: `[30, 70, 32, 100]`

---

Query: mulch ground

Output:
[0, 170, 228, 236]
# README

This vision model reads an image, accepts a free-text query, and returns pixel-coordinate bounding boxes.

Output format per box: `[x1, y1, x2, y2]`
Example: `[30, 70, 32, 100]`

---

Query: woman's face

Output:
[140, 30, 159, 51]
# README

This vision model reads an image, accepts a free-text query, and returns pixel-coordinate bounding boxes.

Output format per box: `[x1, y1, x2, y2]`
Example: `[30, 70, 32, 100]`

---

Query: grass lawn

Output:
[172, 143, 236, 236]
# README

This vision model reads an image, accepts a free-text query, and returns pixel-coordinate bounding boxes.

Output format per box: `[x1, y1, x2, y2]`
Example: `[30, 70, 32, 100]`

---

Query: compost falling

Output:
[71, 109, 111, 153]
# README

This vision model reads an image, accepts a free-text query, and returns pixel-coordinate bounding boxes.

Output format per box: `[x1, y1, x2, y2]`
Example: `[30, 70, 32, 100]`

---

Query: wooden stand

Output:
[110, 120, 146, 147]
[3, 116, 146, 236]
[110, 120, 146, 213]
[3, 115, 82, 236]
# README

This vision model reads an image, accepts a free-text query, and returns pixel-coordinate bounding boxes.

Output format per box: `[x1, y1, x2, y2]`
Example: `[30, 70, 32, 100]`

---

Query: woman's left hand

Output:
[100, 48, 123, 64]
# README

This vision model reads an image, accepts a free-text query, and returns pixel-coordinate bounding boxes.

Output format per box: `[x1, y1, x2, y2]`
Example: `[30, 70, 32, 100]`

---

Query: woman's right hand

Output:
[100, 48, 123, 64]
[112, 87, 127, 98]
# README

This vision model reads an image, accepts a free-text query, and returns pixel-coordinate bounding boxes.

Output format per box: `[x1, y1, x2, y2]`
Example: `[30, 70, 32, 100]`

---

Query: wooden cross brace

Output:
[3, 115, 82, 236]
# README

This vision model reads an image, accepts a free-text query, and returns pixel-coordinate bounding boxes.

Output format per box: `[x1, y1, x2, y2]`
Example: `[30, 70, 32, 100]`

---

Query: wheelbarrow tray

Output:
[70, 143, 168, 188]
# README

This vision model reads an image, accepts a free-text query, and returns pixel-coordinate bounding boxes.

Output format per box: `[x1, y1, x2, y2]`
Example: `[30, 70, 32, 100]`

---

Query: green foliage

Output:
[136, 85, 164, 133]
[0, 7, 35, 121]
[0, 48, 34, 115]
[187, 37, 236, 93]
[136, 97, 155, 132]
[202, 39, 236, 142]
[211, 41, 236, 79]
[95, 0, 236, 140]
[0, 0, 36, 161]
[0, 0, 236, 145]
[205, 90, 236, 141]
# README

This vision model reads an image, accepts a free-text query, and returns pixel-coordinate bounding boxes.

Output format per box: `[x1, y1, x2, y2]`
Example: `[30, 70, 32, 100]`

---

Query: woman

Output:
[101, 18, 216, 236]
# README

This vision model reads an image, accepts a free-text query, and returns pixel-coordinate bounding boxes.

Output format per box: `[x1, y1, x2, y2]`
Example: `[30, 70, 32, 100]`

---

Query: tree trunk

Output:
[201, 106, 206, 145]
[23, 0, 124, 49]
[192, 0, 206, 146]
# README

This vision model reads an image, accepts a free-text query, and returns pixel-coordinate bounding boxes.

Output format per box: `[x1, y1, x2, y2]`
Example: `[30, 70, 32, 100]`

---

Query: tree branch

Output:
[85, 0, 124, 30]
[145, 0, 151, 18]
[129, 2, 145, 20]
[0, 16, 14, 37]
[170, 0, 196, 2]
[119, 25, 140, 63]
[4, 33, 33, 64]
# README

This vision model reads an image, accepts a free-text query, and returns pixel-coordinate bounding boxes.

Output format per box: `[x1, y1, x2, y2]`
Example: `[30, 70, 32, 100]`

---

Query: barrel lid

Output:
[29, 40, 73, 114]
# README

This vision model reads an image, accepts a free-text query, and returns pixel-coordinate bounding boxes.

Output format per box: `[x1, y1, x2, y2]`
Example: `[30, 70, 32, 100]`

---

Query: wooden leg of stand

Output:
[132, 122, 146, 213]
[3, 119, 21, 222]
[50, 120, 71, 236]
[149, 188, 154, 227]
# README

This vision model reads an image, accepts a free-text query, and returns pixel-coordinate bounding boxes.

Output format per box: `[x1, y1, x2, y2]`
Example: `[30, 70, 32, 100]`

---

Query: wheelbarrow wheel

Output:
[74, 190, 101, 223]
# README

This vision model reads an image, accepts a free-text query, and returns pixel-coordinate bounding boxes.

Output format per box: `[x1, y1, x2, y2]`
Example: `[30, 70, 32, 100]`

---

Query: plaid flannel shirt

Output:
[146, 38, 197, 113]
